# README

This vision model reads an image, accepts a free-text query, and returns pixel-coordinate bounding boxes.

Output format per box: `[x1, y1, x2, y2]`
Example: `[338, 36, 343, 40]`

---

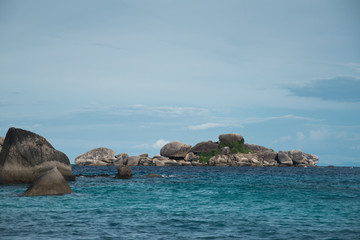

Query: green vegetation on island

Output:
[198, 139, 251, 163]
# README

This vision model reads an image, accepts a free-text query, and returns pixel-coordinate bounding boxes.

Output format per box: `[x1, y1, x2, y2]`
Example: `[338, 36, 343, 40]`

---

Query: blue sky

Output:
[1, 0, 360, 166]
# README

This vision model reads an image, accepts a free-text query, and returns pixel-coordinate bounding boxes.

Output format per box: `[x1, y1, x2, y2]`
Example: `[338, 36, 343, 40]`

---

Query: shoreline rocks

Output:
[160, 141, 192, 159]
[73, 133, 319, 168]
[0, 127, 74, 184]
[75, 148, 115, 166]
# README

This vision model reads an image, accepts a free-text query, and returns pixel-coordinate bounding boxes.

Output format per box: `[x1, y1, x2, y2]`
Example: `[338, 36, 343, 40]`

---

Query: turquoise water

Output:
[1, 166, 360, 239]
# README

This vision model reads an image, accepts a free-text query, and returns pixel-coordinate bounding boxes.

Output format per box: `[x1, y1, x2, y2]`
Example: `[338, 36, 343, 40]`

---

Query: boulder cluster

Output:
[0, 128, 74, 196]
[75, 133, 319, 167]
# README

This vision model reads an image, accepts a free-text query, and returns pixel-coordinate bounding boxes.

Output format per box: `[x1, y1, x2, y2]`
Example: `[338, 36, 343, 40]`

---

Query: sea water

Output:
[1, 166, 359, 239]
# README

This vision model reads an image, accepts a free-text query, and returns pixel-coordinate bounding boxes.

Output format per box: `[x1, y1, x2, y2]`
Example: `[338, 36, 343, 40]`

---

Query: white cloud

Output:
[273, 135, 292, 144]
[309, 128, 329, 141]
[188, 122, 243, 131]
[152, 139, 170, 149]
[244, 114, 320, 124]
[188, 122, 227, 130]
[297, 132, 306, 141]
[72, 104, 211, 117]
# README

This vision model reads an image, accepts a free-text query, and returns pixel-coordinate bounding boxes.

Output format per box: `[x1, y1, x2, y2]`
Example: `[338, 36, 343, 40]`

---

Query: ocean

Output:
[1, 166, 359, 239]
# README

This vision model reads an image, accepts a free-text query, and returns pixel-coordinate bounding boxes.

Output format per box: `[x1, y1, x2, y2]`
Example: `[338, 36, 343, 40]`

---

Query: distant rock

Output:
[114, 153, 128, 166]
[0, 127, 74, 184]
[139, 155, 153, 166]
[160, 141, 191, 159]
[256, 151, 278, 166]
[219, 133, 244, 143]
[115, 165, 132, 179]
[75, 148, 115, 166]
[146, 173, 163, 178]
[220, 146, 230, 155]
[127, 156, 140, 166]
[282, 150, 319, 167]
[244, 144, 273, 153]
[184, 152, 199, 162]
[190, 141, 218, 154]
[153, 157, 179, 166]
[276, 151, 293, 166]
[23, 167, 73, 196]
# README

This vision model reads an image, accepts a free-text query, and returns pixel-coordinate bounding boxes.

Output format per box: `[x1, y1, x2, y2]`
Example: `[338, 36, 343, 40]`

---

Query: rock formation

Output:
[219, 133, 244, 143]
[0, 127, 74, 184]
[190, 141, 218, 153]
[23, 167, 73, 196]
[115, 165, 132, 179]
[73, 133, 319, 168]
[160, 141, 192, 159]
[114, 153, 128, 166]
[75, 148, 115, 166]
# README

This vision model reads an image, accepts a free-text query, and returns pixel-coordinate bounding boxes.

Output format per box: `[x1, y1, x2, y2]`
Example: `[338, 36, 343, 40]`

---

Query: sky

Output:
[1, 0, 360, 166]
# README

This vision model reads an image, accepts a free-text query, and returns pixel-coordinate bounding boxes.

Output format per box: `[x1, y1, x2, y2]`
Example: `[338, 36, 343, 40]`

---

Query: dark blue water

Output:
[1, 166, 360, 239]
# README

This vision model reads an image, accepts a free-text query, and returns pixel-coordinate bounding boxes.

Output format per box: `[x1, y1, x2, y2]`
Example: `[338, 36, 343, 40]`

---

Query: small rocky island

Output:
[75, 133, 319, 167]
[0, 128, 319, 197]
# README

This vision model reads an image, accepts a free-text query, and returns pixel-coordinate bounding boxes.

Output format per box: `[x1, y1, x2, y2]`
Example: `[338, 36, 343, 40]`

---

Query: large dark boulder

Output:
[160, 141, 191, 159]
[115, 165, 132, 179]
[190, 141, 219, 154]
[74, 148, 115, 166]
[0, 128, 74, 184]
[219, 133, 244, 143]
[23, 167, 73, 196]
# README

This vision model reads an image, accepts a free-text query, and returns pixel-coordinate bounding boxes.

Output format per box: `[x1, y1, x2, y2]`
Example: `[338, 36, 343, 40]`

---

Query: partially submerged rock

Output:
[23, 167, 73, 196]
[115, 165, 132, 179]
[0, 127, 74, 184]
[146, 173, 163, 178]
[75, 148, 115, 166]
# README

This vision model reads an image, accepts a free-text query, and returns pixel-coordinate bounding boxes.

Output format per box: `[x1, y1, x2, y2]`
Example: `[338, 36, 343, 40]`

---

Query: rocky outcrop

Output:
[244, 144, 274, 153]
[0, 128, 74, 184]
[153, 155, 179, 166]
[279, 150, 319, 167]
[160, 141, 192, 159]
[190, 141, 218, 153]
[72, 133, 319, 168]
[75, 148, 115, 166]
[276, 151, 294, 166]
[114, 153, 128, 166]
[219, 133, 244, 143]
[127, 156, 140, 166]
[23, 167, 73, 196]
[115, 165, 132, 179]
